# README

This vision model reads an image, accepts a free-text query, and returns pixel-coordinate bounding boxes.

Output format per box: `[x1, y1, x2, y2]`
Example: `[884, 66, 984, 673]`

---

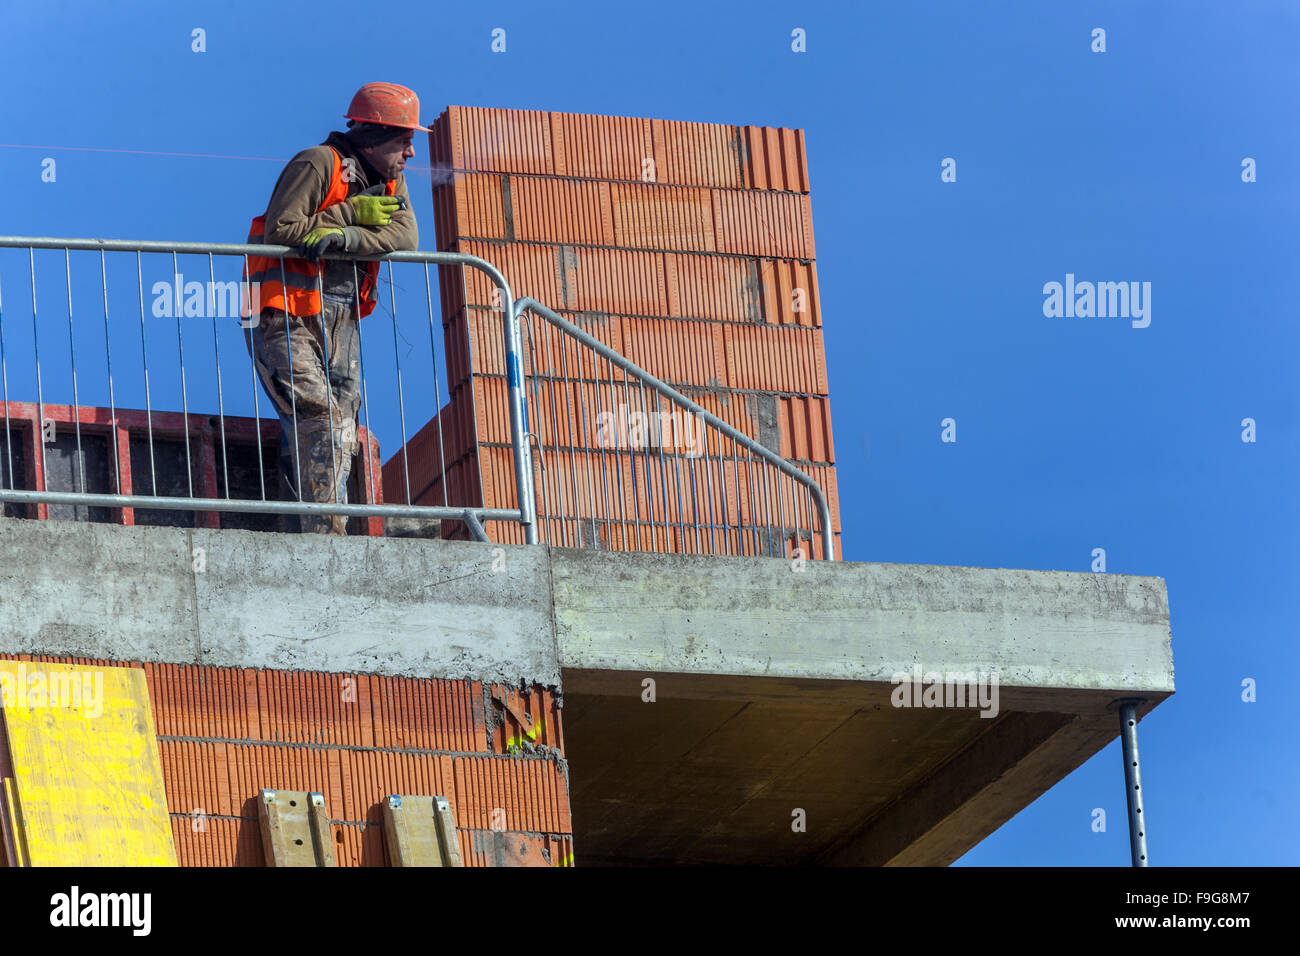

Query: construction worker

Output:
[243, 83, 426, 534]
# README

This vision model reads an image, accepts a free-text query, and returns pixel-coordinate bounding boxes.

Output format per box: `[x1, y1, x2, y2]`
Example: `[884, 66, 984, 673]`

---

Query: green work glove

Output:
[349, 193, 402, 226]
[301, 227, 345, 261]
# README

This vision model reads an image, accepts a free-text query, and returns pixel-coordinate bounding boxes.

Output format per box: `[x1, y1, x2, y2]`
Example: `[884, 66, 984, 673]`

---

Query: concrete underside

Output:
[0, 518, 1173, 866]
[562, 678, 1150, 865]
[553, 551, 1173, 866]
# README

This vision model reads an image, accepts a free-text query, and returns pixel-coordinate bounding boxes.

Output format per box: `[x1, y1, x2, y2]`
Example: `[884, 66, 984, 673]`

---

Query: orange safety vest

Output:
[243, 147, 396, 319]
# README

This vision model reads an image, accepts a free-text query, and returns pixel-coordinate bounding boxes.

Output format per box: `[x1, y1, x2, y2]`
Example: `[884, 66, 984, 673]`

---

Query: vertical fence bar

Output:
[606, 359, 628, 551]
[557, 326, 583, 548]
[136, 253, 157, 495]
[243, 255, 267, 502]
[540, 322, 567, 546]
[821, 488, 834, 560]
[207, 254, 230, 500]
[464, 268, 486, 519]
[800, 486, 811, 561]
[355, 272, 376, 511]
[637, 382, 660, 550]
[774, 464, 788, 558]
[352, 264, 377, 513]
[388, 261, 412, 507]
[278, 256, 303, 503]
[666, 397, 689, 553]
[762, 463, 777, 557]
[423, 263, 447, 508]
[759, 468, 774, 556]
[740, 448, 757, 555]
[63, 250, 87, 501]
[100, 252, 121, 494]
[709, 429, 729, 556]
[0, 270, 14, 496]
[700, 427, 719, 555]
[570, 339, 599, 548]
[171, 252, 194, 499]
[573, 364, 600, 548]
[755, 459, 773, 556]
[684, 405, 703, 554]
[313, 268, 340, 515]
[590, 354, 615, 550]
[29, 249, 48, 491]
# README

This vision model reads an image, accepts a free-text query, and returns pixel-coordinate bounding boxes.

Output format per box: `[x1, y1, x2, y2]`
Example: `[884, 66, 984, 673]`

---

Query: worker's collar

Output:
[323, 130, 385, 187]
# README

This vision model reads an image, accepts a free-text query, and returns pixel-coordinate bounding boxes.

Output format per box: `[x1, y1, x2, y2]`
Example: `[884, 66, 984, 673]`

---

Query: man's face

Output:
[361, 129, 416, 180]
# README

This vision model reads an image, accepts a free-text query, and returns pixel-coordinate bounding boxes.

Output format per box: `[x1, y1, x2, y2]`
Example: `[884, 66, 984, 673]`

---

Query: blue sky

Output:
[1, 0, 1295, 865]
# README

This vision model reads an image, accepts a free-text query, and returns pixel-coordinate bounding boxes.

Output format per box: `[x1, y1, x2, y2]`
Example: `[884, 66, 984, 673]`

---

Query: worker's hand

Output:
[301, 227, 345, 261]
[349, 193, 402, 226]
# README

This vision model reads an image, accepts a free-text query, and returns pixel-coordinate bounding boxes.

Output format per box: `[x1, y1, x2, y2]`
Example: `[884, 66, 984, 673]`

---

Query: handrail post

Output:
[506, 297, 537, 544]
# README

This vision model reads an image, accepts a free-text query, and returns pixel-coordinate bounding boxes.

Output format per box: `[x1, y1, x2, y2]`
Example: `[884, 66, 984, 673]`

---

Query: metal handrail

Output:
[0, 235, 536, 540]
[0, 235, 832, 558]
[514, 297, 834, 561]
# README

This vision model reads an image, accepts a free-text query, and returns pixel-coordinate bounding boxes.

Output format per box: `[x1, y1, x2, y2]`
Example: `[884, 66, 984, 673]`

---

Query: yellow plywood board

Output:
[0, 660, 176, 866]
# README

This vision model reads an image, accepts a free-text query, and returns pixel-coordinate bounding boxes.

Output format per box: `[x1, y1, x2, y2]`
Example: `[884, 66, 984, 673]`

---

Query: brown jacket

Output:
[259, 133, 418, 300]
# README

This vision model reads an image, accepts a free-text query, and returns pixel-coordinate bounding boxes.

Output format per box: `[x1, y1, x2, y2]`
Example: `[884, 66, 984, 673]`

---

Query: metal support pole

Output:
[1115, 698, 1149, 867]
[506, 298, 537, 544]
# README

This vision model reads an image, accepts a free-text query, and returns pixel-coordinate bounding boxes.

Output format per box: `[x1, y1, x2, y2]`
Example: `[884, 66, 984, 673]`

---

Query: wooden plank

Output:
[383, 794, 463, 867]
[0, 660, 176, 866]
[257, 789, 337, 867]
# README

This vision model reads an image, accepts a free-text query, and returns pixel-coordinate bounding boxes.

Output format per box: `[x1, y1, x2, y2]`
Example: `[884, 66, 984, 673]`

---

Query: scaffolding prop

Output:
[1113, 698, 1149, 868]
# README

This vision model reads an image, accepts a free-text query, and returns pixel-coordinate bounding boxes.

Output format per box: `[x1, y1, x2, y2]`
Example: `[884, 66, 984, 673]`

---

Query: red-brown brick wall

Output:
[383, 106, 840, 559]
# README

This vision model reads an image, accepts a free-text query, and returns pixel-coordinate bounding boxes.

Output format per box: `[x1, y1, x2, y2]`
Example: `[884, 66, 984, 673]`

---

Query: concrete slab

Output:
[0, 518, 559, 686]
[0, 519, 1174, 865]
[188, 526, 557, 684]
[0, 518, 196, 663]
[550, 548, 1173, 695]
[550, 548, 1173, 866]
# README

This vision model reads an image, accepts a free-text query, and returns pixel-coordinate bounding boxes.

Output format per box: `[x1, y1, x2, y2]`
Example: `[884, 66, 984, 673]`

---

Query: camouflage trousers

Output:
[244, 297, 362, 535]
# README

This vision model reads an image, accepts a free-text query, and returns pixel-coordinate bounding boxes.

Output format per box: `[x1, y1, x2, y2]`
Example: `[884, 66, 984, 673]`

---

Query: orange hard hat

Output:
[344, 83, 430, 132]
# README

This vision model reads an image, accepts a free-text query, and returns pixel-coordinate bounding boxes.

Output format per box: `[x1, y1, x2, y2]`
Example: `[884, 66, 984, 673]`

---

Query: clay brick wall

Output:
[6, 655, 571, 867]
[383, 106, 841, 559]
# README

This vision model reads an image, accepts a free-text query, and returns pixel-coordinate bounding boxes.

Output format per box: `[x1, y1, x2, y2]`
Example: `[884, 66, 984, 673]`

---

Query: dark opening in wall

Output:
[214, 439, 281, 532]
[44, 431, 112, 523]
[0, 426, 30, 519]
[129, 435, 199, 528]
